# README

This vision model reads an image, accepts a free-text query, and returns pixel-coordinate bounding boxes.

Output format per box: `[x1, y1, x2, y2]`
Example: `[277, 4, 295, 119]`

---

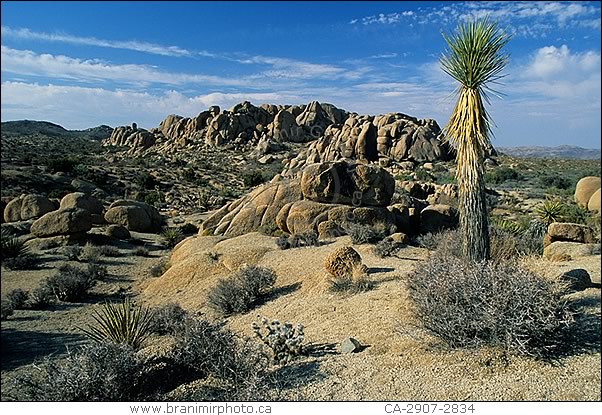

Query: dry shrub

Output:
[6, 343, 145, 401]
[329, 264, 373, 293]
[207, 265, 277, 315]
[343, 222, 389, 244]
[407, 255, 575, 358]
[43, 264, 96, 301]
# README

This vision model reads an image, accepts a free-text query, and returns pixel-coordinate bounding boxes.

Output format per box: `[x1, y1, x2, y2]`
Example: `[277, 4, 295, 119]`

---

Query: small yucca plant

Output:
[493, 218, 524, 236]
[161, 227, 183, 248]
[1, 228, 30, 260]
[81, 298, 153, 350]
[535, 199, 564, 227]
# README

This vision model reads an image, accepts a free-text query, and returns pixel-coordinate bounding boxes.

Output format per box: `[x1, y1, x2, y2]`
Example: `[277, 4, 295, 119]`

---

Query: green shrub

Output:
[165, 317, 270, 400]
[79, 242, 102, 263]
[43, 264, 96, 301]
[561, 203, 589, 225]
[162, 227, 184, 248]
[96, 245, 121, 257]
[27, 285, 54, 309]
[6, 288, 29, 309]
[45, 157, 78, 174]
[407, 255, 574, 358]
[144, 191, 165, 206]
[7, 343, 145, 401]
[134, 172, 158, 189]
[252, 318, 305, 365]
[414, 168, 432, 182]
[63, 245, 83, 260]
[2, 254, 39, 270]
[242, 171, 264, 187]
[208, 265, 277, 315]
[86, 263, 108, 281]
[485, 166, 523, 185]
[539, 175, 572, 190]
[80, 298, 153, 350]
[179, 223, 199, 235]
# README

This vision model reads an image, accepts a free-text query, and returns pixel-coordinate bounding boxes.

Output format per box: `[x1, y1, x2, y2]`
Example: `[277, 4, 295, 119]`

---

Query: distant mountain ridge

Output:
[1, 120, 113, 141]
[497, 145, 601, 160]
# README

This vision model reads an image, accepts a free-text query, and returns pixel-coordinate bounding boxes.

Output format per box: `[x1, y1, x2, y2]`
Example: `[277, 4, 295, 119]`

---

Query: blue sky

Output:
[1, 1, 600, 149]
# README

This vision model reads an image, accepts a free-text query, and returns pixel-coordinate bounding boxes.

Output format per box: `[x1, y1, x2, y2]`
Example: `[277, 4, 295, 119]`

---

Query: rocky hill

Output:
[1, 120, 113, 141]
[102, 101, 452, 171]
[498, 145, 601, 160]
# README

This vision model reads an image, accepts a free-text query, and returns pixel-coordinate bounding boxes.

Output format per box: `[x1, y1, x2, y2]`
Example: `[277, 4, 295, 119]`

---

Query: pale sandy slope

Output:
[142, 233, 602, 401]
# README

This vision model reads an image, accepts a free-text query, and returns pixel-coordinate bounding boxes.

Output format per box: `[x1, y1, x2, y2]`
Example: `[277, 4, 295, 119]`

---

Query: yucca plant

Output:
[1, 228, 30, 260]
[440, 17, 511, 261]
[492, 218, 524, 236]
[81, 298, 153, 350]
[161, 227, 183, 248]
[535, 198, 565, 227]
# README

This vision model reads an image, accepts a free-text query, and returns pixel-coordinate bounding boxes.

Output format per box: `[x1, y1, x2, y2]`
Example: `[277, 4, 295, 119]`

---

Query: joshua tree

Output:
[440, 17, 510, 262]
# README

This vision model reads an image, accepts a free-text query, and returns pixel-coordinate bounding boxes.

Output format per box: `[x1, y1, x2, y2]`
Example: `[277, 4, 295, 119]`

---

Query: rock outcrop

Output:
[101, 101, 453, 168]
[574, 176, 601, 209]
[30, 207, 92, 237]
[202, 160, 417, 237]
[282, 113, 452, 176]
[3, 194, 56, 223]
[104, 200, 163, 232]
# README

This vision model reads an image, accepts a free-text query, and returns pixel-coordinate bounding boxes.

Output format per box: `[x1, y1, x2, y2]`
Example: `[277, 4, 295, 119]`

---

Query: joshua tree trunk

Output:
[448, 86, 492, 261]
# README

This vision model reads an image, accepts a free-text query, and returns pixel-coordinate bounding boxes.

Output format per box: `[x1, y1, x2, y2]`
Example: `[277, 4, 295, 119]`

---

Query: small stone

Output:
[340, 337, 362, 354]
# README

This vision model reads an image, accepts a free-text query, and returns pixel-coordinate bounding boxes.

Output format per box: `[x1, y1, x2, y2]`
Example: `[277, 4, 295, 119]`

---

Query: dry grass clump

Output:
[343, 222, 389, 244]
[329, 264, 374, 293]
[277, 230, 320, 250]
[373, 237, 404, 258]
[148, 302, 188, 335]
[208, 265, 277, 315]
[406, 254, 575, 358]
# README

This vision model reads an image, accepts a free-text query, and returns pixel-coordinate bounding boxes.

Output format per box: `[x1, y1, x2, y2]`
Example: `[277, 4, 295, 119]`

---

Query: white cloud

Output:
[1, 26, 198, 57]
[349, 1, 600, 37]
[524, 44, 601, 79]
[0, 82, 301, 129]
[0, 46, 251, 87]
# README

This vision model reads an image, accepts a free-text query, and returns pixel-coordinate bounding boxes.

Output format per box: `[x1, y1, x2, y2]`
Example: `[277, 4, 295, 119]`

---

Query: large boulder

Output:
[3, 196, 24, 223]
[588, 188, 601, 213]
[30, 208, 92, 237]
[104, 200, 163, 232]
[300, 161, 395, 206]
[203, 180, 303, 237]
[324, 246, 363, 278]
[20, 195, 56, 220]
[544, 241, 601, 261]
[420, 204, 458, 234]
[60, 192, 104, 214]
[575, 177, 601, 208]
[547, 222, 594, 244]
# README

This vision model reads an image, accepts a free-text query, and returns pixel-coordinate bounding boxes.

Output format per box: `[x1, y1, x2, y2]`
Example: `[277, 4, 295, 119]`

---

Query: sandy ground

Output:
[2, 228, 600, 401]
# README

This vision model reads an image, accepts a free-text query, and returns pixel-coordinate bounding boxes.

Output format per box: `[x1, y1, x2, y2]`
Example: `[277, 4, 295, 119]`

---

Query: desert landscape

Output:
[1, 0, 601, 405]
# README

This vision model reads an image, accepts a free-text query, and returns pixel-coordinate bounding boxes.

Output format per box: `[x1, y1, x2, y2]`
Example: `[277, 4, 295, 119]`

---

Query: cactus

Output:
[252, 317, 304, 365]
